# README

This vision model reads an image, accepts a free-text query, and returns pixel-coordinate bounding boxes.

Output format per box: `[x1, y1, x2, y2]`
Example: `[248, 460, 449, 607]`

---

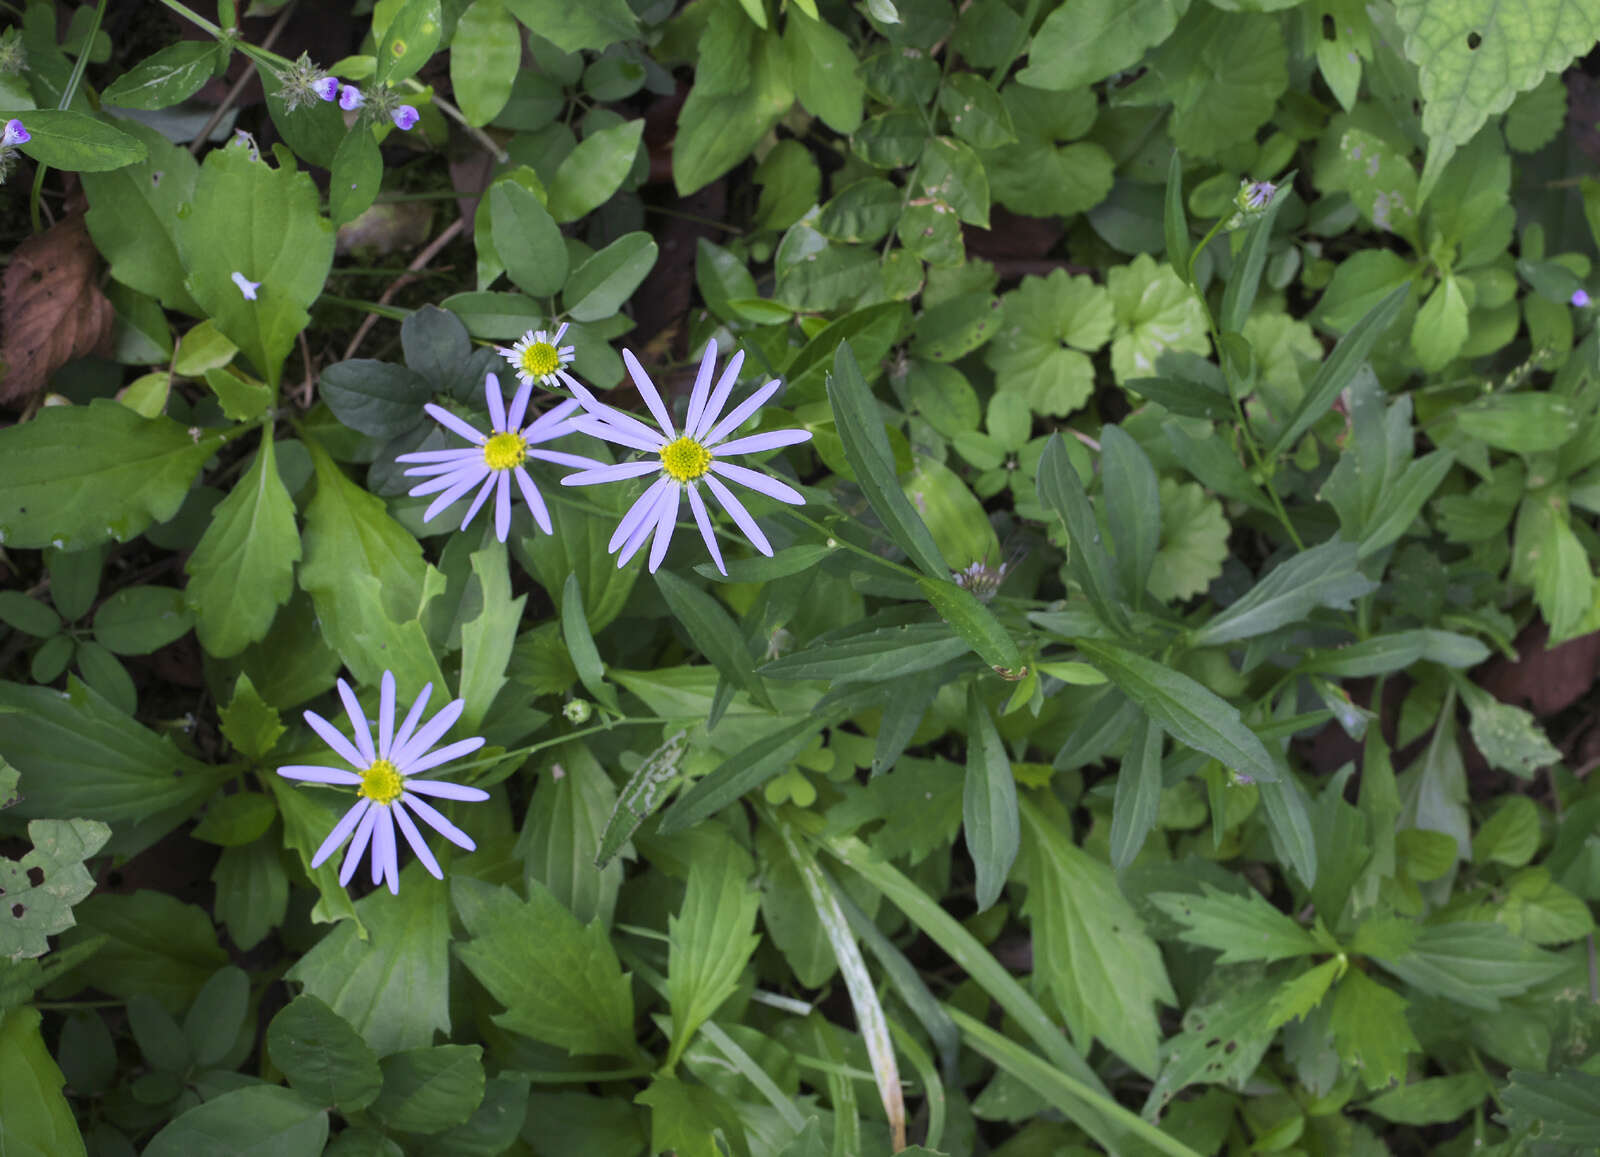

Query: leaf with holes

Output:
[0, 818, 110, 961]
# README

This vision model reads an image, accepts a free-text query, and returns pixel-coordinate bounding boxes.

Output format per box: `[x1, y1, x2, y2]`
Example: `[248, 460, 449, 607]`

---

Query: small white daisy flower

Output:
[395, 372, 600, 541]
[277, 671, 489, 895]
[559, 339, 812, 575]
[231, 272, 260, 300]
[498, 324, 576, 389]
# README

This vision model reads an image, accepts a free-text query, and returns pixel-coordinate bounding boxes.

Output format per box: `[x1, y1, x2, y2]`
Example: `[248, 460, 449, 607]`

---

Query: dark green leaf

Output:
[489, 181, 568, 297]
[91, 585, 192, 655]
[267, 995, 383, 1114]
[102, 41, 218, 110]
[371, 1045, 485, 1135]
[1189, 539, 1376, 647]
[143, 1085, 328, 1156]
[655, 570, 770, 709]
[1110, 716, 1163, 870]
[12, 110, 147, 171]
[964, 685, 1018, 912]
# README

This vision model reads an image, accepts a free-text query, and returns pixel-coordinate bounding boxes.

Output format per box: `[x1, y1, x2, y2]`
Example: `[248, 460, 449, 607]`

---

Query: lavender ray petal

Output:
[704, 473, 773, 556]
[709, 461, 806, 504]
[310, 799, 371, 869]
[702, 379, 782, 447]
[692, 349, 745, 439]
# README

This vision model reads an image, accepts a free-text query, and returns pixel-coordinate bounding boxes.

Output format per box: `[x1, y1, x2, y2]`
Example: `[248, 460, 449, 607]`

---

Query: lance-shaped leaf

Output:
[1188, 538, 1376, 648]
[1036, 435, 1129, 635]
[964, 685, 1018, 913]
[666, 835, 761, 1068]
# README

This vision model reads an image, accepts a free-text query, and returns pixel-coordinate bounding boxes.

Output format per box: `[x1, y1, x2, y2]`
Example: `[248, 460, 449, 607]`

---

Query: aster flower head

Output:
[498, 324, 576, 388]
[1239, 180, 1276, 211]
[953, 557, 1008, 601]
[560, 339, 813, 575]
[277, 671, 489, 895]
[2, 118, 28, 149]
[395, 372, 600, 541]
[231, 271, 260, 300]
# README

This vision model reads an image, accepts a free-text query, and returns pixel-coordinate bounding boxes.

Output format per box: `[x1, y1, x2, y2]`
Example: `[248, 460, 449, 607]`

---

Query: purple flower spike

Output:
[338, 84, 364, 111]
[390, 104, 420, 131]
[313, 76, 341, 102]
[1572, 289, 1592, 309]
[1, 118, 28, 148]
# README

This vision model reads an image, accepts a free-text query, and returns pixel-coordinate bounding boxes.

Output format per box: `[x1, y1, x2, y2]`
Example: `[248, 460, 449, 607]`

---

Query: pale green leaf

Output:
[667, 834, 762, 1067]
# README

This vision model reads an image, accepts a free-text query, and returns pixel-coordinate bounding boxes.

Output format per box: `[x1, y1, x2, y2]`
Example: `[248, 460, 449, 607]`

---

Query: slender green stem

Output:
[445, 715, 671, 774]
[784, 507, 926, 581]
[28, 0, 106, 231]
[318, 294, 412, 321]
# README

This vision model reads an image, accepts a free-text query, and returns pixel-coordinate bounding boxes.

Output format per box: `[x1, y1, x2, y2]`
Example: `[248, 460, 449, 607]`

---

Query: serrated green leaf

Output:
[1329, 969, 1418, 1091]
[1501, 1066, 1600, 1144]
[0, 818, 110, 961]
[1149, 884, 1325, 964]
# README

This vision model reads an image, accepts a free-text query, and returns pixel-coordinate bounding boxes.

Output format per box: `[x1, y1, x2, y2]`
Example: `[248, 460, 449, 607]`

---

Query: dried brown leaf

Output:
[1, 212, 115, 407]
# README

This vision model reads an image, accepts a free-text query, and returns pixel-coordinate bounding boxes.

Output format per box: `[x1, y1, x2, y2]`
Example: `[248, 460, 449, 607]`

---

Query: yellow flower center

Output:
[519, 341, 561, 378]
[359, 758, 404, 805]
[482, 430, 527, 470]
[661, 435, 712, 482]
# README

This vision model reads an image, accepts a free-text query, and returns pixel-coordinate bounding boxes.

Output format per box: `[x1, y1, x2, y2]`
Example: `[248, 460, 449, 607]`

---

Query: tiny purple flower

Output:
[1244, 181, 1275, 210]
[1, 118, 28, 148]
[338, 84, 365, 111]
[390, 104, 420, 131]
[1572, 289, 1592, 308]
[313, 76, 341, 102]
[231, 272, 261, 300]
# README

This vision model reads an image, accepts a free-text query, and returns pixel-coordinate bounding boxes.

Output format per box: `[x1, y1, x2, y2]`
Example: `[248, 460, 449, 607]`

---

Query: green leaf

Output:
[1100, 425, 1160, 607]
[520, 742, 624, 927]
[938, 73, 1015, 148]
[1219, 175, 1292, 335]
[0, 678, 225, 852]
[1150, 885, 1326, 963]
[329, 126, 383, 228]
[175, 136, 335, 390]
[190, 792, 276, 847]
[1410, 273, 1469, 371]
[1456, 393, 1580, 455]
[1109, 717, 1162, 870]
[918, 578, 1021, 673]
[986, 270, 1112, 416]
[490, 180, 568, 297]
[674, 34, 793, 195]
[1107, 254, 1210, 384]
[451, 876, 636, 1057]
[0, 1006, 87, 1157]
[319, 360, 433, 440]
[1501, 1067, 1600, 1145]
[267, 994, 384, 1114]
[563, 232, 659, 322]
[1143, 967, 1277, 1113]
[143, 1086, 328, 1157]
[371, 1045, 485, 1134]
[1018, 797, 1174, 1077]
[560, 571, 617, 714]
[825, 342, 949, 579]
[1149, 478, 1232, 603]
[0, 591, 61, 638]
[91, 585, 191, 655]
[63, 891, 225, 1016]
[1473, 796, 1541, 867]
[1271, 284, 1408, 456]
[1151, 8, 1288, 158]
[903, 455, 1001, 567]
[1036, 435, 1129, 635]
[547, 120, 643, 223]
[1075, 640, 1280, 786]
[914, 136, 989, 227]
[655, 570, 770, 709]
[10, 109, 146, 171]
[81, 120, 197, 313]
[502, 0, 638, 54]
[102, 40, 218, 109]
[1324, 126, 1421, 242]
[1329, 969, 1418, 1091]
[184, 965, 249, 1068]
[637, 1075, 745, 1157]
[666, 834, 762, 1067]
[1377, 922, 1568, 1011]
[457, 539, 523, 731]
[1260, 774, 1319, 890]
[375, 0, 442, 87]
[266, 775, 361, 933]
[1189, 539, 1376, 647]
[1164, 151, 1191, 274]
[1265, 957, 1343, 1030]
[515, 479, 642, 633]
[0, 400, 223, 550]
[285, 873, 452, 1056]
[964, 685, 1018, 913]
[979, 87, 1112, 219]
[185, 434, 300, 659]
[0, 818, 109, 961]
[1019, 0, 1189, 90]
[595, 729, 689, 870]
[1393, 0, 1600, 155]
[212, 839, 288, 952]
[451, 0, 520, 124]
[784, 12, 865, 134]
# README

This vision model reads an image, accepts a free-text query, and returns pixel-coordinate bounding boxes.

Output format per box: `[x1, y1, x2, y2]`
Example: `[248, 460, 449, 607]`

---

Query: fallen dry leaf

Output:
[0, 211, 116, 407]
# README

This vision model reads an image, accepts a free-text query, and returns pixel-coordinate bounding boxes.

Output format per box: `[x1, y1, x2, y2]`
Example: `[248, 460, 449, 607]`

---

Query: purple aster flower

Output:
[559, 339, 813, 575]
[277, 671, 489, 894]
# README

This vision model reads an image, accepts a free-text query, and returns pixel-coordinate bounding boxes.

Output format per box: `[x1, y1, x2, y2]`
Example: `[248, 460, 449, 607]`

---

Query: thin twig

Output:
[189, 0, 297, 155]
[341, 214, 468, 361]
[297, 330, 315, 408]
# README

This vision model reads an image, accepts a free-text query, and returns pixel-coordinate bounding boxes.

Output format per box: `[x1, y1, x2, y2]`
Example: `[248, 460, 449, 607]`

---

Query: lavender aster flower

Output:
[559, 339, 812, 575]
[395, 372, 599, 541]
[277, 671, 489, 895]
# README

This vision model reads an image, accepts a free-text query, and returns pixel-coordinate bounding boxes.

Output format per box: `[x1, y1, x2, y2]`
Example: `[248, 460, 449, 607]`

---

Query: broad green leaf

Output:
[0, 678, 224, 854]
[175, 136, 335, 390]
[1075, 640, 1280, 785]
[826, 342, 948, 579]
[674, 34, 793, 195]
[329, 126, 383, 228]
[1150, 885, 1326, 963]
[81, 120, 200, 313]
[1151, 8, 1287, 158]
[1410, 273, 1469, 371]
[490, 180, 568, 296]
[183, 966, 249, 1068]
[144, 1086, 328, 1156]
[370, 1045, 485, 1134]
[1189, 539, 1376, 647]
[91, 584, 191, 655]
[9, 109, 146, 171]
[1100, 425, 1160, 607]
[666, 834, 762, 1067]
[451, 0, 520, 124]
[451, 876, 635, 1057]
[655, 570, 770, 709]
[1329, 969, 1418, 1090]
[1020, 0, 1189, 90]
[66, 890, 228, 1014]
[1393, 0, 1600, 154]
[964, 685, 1018, 913]
[1143, 967, 1277, 1114]
[1377, 922, 1568, 1011]
[519, 742, 624, 927]
[0, 1006, 87, 1157]
[902, 455, 1000, 567]
[1018, 797, 1174, 1077]
[502, 0, 638, 54]
[1500, 1067, 1600, 1145]
[1149, 478, 1230, 603]
[190, 792, 276, 847]
[1109, 716, 1162, 870]
[918, 578, 1021, 673]
[1456, 393, 1580, 455]
[0, 818, 109, 961]
[636, 1075, 745, 1157]
[458, 540, 524, 730]
[267, 994, 383, 1114]
[547, 120, 644, 223]
[0, 592, 60, 638]
[986, 270, 1112, 416]
[1461, 688, 1559, 781]
[102, 40, 218, 109]
[319, 360, 432, 440]
[1326, 126, 1420, 242]
[287, 871, 451, 1056]
[595, 729, 689, 870]
[375, 0, 442, 87]
[563, 232, 659, 322]
[0, 400, 223, 550]
[979, 86, 1113, 219]
[1107, 254, 1210, 384]
[784, 12, 864, 134]
[1036, 435, 1129, 635]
